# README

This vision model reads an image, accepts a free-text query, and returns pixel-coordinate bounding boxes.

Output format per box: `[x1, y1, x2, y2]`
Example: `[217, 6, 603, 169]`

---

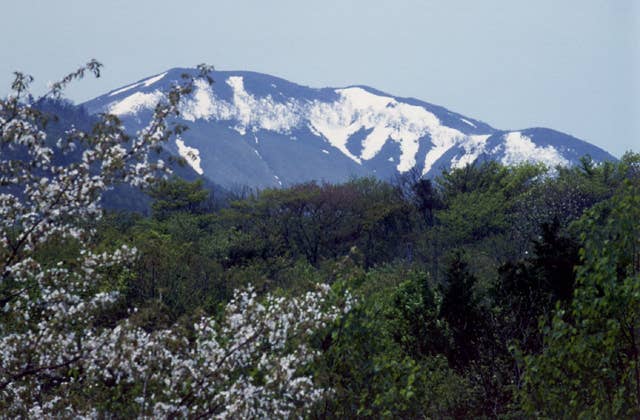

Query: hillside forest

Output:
[1, 63, 639, 418]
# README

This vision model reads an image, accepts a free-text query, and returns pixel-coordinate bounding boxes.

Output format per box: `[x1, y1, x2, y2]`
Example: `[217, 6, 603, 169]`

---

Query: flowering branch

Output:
[0, 62, 351, 417]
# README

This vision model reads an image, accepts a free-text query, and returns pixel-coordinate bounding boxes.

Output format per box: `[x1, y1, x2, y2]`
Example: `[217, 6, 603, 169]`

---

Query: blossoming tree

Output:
[0, 61, 350, 417]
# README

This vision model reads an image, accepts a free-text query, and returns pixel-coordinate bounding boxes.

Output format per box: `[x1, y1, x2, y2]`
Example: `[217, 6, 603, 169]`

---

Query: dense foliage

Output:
[0, 64, 350, 417]
[2, 63, 639, 417]
[85, 151, 639, 417]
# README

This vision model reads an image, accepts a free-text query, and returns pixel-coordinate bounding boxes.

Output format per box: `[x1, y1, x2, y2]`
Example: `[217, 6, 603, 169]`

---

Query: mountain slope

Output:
[83, 68, 616, 188]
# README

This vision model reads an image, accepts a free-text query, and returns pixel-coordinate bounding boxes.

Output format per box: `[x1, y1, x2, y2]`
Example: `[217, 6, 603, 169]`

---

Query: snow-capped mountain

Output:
[83, 68, 616, 189]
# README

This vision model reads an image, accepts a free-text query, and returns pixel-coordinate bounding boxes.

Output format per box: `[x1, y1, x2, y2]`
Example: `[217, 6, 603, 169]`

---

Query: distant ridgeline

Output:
[81, 68, 616, 190]
[32, 68, 616, 211]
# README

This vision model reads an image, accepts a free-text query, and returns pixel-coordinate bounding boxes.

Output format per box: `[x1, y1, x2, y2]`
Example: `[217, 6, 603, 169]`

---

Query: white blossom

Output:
[0, 63, 350, 417]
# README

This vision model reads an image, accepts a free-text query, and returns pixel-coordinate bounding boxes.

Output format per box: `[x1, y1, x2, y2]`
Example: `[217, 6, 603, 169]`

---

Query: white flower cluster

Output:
[85, 285, 346, 418]
[0, 63, 350, 417]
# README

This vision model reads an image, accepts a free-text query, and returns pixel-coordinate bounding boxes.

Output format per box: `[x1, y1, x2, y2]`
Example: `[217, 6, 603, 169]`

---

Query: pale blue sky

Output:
[1, 0, 638, 156]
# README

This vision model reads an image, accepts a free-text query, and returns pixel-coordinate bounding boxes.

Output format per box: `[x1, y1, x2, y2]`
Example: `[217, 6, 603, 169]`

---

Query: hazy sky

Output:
[1, 0, 638, 156]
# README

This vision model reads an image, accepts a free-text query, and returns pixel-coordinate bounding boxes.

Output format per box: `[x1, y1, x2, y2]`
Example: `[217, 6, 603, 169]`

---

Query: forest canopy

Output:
[1, 62, 639, 417]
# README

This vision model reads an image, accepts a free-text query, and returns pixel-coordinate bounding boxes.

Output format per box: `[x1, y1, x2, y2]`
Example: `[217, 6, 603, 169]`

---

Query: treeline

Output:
[86, 153, 640, 417]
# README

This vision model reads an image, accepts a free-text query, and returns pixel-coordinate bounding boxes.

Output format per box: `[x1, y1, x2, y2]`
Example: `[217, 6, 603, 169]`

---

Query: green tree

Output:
[495, 219, 580, 353]
[520, 180, 640, 417]
[313, 266, 474, 418]
[439, 252, 488, 369]
[148, 177, 211, 220]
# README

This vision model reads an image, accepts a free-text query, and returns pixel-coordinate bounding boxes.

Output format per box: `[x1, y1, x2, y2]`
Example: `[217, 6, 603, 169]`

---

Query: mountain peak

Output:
[83, 69, 617, 189]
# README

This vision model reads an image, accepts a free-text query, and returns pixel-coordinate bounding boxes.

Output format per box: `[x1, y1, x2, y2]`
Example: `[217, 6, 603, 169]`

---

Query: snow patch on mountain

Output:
[107, 77, 469, 173]
[500, 132, 569, 168]
[422, 135, 457, 174]
[460, 118, 476, 128]
[451, 134, 491, 168]
[142, 72, 167, 87]
[175, 138, 203, 175]
[109, 83, 140, 97]
[227, 76, 301, 134]
[180, 79, 234, 122]
[108, 72, 167, 97]
[178, 77, 302, 136]
[99, 71, 613, 183]
[308, 87, 465, 172]
[109, 90, 163, 115]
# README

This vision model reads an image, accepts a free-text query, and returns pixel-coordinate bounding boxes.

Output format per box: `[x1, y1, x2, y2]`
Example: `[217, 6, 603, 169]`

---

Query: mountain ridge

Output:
[82, 68, 616, 189]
